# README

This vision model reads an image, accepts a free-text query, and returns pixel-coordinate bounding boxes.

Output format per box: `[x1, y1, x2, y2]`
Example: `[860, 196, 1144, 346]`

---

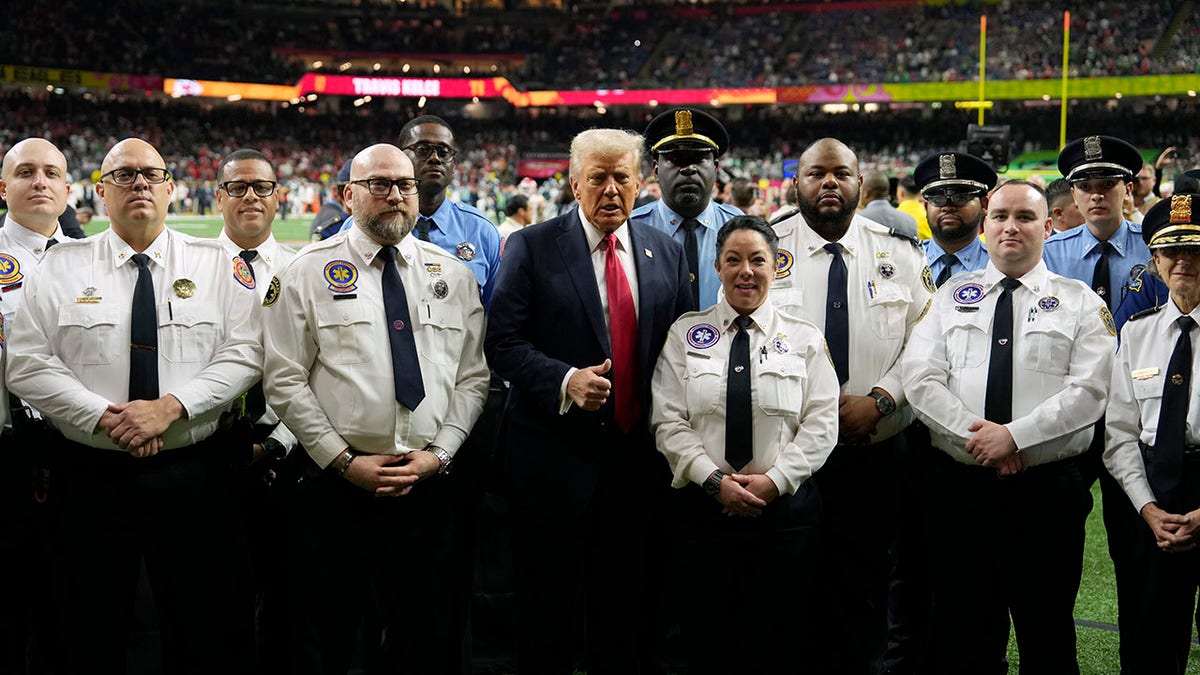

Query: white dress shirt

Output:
[651, 298, 840, 495]
[770, 212, 933, 442]
[0, 218, 65, 428]
[263, 225, 490, 468]
[217, 229, 298, 451]
[1105, 301, 1200, 512]
[5, 227, 263, 450]
[903, 260, 1115, 466]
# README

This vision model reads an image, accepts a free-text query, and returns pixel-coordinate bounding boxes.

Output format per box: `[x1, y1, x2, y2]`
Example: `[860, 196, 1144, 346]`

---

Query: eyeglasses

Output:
[101, 167, 172, 186]
[350, 178, 421, 196]
[220, 180, 277, 198]
[403, 142, 456, 161]
[925, 191, 983, 208]
[1071, 178, 1123, 194]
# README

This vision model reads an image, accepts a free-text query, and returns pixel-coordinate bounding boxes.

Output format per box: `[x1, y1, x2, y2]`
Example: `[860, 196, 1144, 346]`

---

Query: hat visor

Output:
[1067, 164, 1132, 182]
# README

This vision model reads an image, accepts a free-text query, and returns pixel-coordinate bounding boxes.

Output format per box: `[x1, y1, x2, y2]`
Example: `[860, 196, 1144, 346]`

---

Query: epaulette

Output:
[1128, 305, 1164, 322]
[885, 227, 921, 248]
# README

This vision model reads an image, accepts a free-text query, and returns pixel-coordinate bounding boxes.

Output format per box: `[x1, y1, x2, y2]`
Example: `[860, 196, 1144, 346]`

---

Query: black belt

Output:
[1139, 441, 1200, 461]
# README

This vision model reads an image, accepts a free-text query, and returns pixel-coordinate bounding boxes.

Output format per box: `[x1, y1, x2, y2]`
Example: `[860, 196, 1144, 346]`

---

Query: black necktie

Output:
[935, 252, 959, 288]
[1151, 315, 1196, 509]
[984, 277, 1021, 424]
[1092, 241, 1113, 310]
[417, 217, 434, 242]
[824, 243, 849, 385]
[681, 218, 701, 308]
[239, 248, 258, 280]
[45, 237, 58, 252]
[129, 253, 159, 401]
[377, 246, 425, 411]
[725, 315, 753, 471]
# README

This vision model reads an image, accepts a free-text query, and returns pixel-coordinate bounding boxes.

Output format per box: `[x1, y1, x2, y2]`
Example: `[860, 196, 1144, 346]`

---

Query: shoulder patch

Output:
[921, 265, 936, 293]
[1128, 304, 1164, 322]
[1099, 306, 1117, 337]
[914, 297, 932, 325]
[0, 254, 22, 285]
[263, 276, 281, 307]
[775, 248, 794, 279]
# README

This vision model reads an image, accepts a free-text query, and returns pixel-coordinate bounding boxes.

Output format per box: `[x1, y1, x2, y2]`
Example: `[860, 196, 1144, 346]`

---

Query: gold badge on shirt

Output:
[173, 279, 197, 299]
[75, 286, 102, 304]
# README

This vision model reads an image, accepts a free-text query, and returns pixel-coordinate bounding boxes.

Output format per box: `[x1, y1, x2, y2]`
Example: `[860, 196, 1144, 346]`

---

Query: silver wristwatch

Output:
[427, 445, 453, 475]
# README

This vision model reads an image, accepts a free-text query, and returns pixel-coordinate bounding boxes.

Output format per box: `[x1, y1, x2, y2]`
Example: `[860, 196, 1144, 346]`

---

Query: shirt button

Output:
[342, 314, 350, 321]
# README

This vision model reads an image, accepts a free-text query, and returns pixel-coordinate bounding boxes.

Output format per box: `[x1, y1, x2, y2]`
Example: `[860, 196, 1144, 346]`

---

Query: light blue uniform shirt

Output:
[1041, 220, 1150, 322]
[922, 237, 988, 287]
[340, 198, 502, 308]
[629, 199, 742, 310]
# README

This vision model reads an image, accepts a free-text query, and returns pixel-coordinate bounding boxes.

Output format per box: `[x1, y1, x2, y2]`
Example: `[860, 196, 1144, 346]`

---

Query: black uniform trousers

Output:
[882, 423, 934, 675]
[923, 450, 1091, 675]
[673, 481, 824, 675]
[814, 433, 907, 675]
[1131, 453, 1200, 675]
[287, 455, 454, 675]
[509, 438, 668, 675]
[49, 433, 252, 675]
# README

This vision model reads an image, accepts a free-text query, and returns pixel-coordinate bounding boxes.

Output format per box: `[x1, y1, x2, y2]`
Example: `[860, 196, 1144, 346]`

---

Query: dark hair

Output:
[217, 148, 273, 182]
[504, 194, 529, 217]
[715, 215, 778, 259]
[1045, 178, 1073, 209]
[399, 115, 454, 146]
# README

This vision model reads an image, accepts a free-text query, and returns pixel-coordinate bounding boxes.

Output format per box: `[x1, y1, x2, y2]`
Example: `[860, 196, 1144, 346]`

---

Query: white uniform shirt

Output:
[770, 213, 933, 442]
[217, 230, 298, 451]
[0, 218, 65, 428]
[1104, 302, 1200, 512]
[902, 260, 1115, 466]
[5, 228, 263, 450]
[263, 225, 490, 469]
[651, 298, 840, 496]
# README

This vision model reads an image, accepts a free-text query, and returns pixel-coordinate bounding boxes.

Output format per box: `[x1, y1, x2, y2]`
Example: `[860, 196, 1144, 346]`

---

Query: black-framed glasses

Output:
[220, 180, 277, 198]
[101, 167, 172, 186]
[403, 142, 456, 161]
[926, 191, 983, 208]
[350, 178, 421, 196]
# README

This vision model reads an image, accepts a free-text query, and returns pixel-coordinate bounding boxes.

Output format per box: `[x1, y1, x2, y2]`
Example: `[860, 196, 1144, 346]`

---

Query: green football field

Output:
[62, 215, 1200, 672]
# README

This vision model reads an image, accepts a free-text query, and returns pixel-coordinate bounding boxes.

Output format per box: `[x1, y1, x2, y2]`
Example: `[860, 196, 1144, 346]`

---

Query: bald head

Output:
[795, 137, 862, 237]
[800, 138, 859, 175]
[0, 138, 70, 234]
[349, 144, 413, 181]
[97, 138, 174, 237]
[101, 138, 165, 175]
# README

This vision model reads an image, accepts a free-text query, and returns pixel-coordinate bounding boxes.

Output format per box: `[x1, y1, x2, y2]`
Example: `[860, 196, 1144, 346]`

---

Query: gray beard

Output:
[361, 209, 415, 245]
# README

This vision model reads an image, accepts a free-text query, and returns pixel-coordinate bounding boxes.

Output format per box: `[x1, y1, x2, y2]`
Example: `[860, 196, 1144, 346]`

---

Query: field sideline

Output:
[54, 215, 1200, 673]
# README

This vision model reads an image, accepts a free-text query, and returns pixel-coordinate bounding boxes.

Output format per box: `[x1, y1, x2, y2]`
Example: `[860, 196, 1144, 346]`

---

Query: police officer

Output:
[1045, 134, 1147, 673]
[770, 137, 933, 673]
[6, 138, 263, 675]
[1105, 194, 1200, 675]
[651, 215, 839, 674]
[262, 143, 489, 674]
[903, 179, 1115, 674]
[631, 107, 742, 310]
[0, 137, 70, 673]
[213, 147, 298, 673]
[310, 159, 351, 241]
[914, 152, 997, 288]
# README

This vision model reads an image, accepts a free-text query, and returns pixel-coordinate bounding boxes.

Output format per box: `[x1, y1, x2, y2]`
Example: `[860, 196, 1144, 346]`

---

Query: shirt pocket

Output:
[1131, 376, 1164, 403]
[314, 300, 376, 365]
[757, 355, 808, 417]
[1020, 315, 1074, 376]
[418, 300, 465, 366]
[868, 280, 911, 340]
[683, 353, 723, 417]
[158, 304, 222, 363]
[770, 282, 805, 317]
[57, 306, 122, 365]
[944, 312, 990, 370]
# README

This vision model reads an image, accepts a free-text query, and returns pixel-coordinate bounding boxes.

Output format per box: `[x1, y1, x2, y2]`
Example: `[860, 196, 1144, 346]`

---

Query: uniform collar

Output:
[217, 229, 280, 264]
[794, 213, 865, 259]
[656, 199, 718, 232]
[425, 197, 457, 227]
[347, 222, 419, 268]
[106, 227, 170, 269]
[1081, 220, 1135, 257]
[712, 297, 774, 334]
[981, 259, 1050, 295]
[1, 216, 65, 258]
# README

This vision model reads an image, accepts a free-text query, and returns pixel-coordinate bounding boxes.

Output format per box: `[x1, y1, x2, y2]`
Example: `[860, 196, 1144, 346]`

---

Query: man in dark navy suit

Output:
[485, 128, 693, 675]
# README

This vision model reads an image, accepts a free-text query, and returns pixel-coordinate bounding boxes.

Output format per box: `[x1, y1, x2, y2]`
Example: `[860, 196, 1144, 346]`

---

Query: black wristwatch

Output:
[261, 438, 288, 463]
[702, 470, 727, 497]
[868, 391, 896, 416]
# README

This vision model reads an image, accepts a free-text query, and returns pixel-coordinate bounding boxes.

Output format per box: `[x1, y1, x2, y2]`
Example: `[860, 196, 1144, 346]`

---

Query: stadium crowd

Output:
[1, 0, 1196, 89]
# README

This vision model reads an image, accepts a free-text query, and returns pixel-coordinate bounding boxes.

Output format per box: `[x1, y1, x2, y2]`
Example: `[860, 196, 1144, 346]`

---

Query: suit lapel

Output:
[556, 216, 611, 354]
[629, 225, 658, 371]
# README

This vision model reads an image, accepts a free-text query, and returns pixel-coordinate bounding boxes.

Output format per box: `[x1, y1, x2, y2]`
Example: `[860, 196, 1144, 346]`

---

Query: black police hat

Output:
[644, 108, 730, 157]
[1057, 135, 1143, 182]
[912, 152, 998, 196]
[336, 159, 352, 184]
[1142, 193, 1200, 249]
[1174, 168, 1200, 195]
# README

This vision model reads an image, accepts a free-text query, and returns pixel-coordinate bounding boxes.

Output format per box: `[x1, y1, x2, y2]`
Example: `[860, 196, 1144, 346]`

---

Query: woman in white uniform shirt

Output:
[1105, 193, 1200, 674]
[651, 215, 840, 674]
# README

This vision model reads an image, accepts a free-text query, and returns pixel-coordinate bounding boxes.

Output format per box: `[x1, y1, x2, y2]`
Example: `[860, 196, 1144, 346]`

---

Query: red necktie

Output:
[604, 233, 640, 432]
